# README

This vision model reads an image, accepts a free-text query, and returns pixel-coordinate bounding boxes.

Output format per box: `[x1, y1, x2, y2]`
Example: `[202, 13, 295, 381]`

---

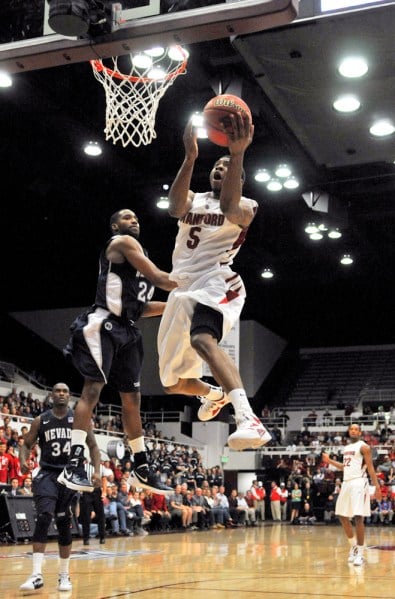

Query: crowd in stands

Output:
[2, 385, 395, 541]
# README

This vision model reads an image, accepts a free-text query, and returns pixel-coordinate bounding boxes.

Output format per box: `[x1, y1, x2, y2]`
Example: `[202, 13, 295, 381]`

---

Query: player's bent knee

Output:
[32, 511, 53, 543]
[56, 514, 73, 546]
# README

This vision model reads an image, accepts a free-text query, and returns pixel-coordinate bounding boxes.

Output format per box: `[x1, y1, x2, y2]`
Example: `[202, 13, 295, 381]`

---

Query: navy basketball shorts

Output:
[64, 306, 143, 393]
[32, 469, 76, 516]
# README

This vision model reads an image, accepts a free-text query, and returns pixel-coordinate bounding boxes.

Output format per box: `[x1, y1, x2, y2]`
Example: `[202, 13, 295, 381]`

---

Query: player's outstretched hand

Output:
[224, 112, 254, 154]
[183, 118, 199, 161]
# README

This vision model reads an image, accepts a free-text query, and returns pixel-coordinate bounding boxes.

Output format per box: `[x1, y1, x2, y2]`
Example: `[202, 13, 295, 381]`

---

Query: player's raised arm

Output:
[168, 119, 197, 218]
[220, 113, 255, 228]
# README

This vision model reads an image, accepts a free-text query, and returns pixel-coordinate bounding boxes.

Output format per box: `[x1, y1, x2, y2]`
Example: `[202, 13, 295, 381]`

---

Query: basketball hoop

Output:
[91, 46, 188, 148]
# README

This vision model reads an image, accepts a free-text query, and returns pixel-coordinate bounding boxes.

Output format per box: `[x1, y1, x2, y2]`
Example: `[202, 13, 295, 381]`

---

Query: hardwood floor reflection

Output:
[2, 523, 395, 598]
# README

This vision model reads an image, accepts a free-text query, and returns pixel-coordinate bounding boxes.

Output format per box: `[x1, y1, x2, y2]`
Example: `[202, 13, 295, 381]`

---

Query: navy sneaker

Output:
[57, 459, 93, 492]
[128, 464, 173, 495]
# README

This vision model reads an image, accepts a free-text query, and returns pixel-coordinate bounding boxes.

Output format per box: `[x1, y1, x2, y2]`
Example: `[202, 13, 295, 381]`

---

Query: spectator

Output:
[250, 479, 265, 522]
[378, 498, 393, 524]
[290, 482, 302, 524]
[190, 487, 214, 529]
[298, 502, 316, 525]
[237, 491, 256, 526]
[279, 482, 289, 521]
[270, 481, 281, 522]
[169, 484, 193, 530]
[324, 495, 336, 524]
[8, 477, 23, 496]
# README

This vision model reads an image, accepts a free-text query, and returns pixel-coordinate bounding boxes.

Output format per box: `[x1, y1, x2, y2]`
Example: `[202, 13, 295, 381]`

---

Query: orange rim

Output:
[90, 46, 188, 83]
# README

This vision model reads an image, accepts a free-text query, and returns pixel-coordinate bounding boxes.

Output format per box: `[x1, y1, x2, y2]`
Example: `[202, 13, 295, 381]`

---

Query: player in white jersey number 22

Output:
[322, 423, 381, 566]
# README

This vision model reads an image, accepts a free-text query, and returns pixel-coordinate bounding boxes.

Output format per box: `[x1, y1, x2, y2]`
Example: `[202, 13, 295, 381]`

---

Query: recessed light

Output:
[305, 223, 318, 234]
[261, 268, 274, 279]
[84, 141, 102, 156]
[156, 197, 169, 209]
[255, 169, 271, 182]
[340, 254, 353, 265]
[0, 71, 12, 87]
[266, 179, 283, 191]
[275, 164, 292, 178]
[132, 53, 153, 69]
[328, 228, 342, 239]
[333, 95, 361, 113]
[338, 56, 368, 78]
[310, 232, 323, 240]
[370, 120, 395, 137]
[144, 46, 165, 58]
[283, 176, 299, 189]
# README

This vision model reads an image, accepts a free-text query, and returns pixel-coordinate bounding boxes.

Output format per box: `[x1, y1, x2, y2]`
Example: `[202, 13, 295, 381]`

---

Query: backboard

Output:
[0, 0, 298, 73]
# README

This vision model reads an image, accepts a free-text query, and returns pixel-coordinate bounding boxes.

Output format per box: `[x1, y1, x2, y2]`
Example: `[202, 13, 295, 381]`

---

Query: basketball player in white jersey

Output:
[322, 423, 381, 566]
[157, 111, 271, 450]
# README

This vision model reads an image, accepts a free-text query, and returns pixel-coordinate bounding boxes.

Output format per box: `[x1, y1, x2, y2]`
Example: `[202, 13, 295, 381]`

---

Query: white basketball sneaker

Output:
[197, 394, 231, 421]
[58, 573, 72, 592]
[20, 574, 44, 591]
[353, 553, 364, 567]
[227, 414, 272, 450]
[348, 545, 358, 563]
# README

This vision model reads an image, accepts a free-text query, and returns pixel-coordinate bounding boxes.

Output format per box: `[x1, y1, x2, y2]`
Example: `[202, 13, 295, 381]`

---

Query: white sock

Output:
[129, 437, 146, 455]
[228, 389, 253, 417]
[59, 557, 70, 576]
[348, 536, 357, 547]
[203, 385, 223, 401]
[71, 429, 87, 447]
[32, 552, 44, 576]
[356, 544, 364, 555]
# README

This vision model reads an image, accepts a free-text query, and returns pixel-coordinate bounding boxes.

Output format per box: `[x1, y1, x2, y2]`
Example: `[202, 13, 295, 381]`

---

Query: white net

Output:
[91, 46, 188, 148]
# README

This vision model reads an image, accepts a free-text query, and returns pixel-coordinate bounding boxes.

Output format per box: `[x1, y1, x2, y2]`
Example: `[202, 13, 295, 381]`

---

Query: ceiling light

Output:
[328, 228, 342, 239]
[168, 46, 189, 61]
[275, 164, 292, 178]
[131, 53, 153, 69]
[0, 71, 12, 87]
[369, 120, 395, 137]
[254, 169, 271, 183]
[162, 184, 169, 191]
[144, 46, 165, 58]
[266, 179, 283, 191]
[305, 223, 319, 234]
[147, 67, 166, 80]
[338, 56, 368, 78]
[191, 112, 204, 127]
[309, 232, 323, 240]
[261, 268, 274, 279]
[318, 223, 328, 231]
[333, 94, 361, 113]
[84, 141, 102, 156]
[283, 176, 299, 189]
[156, 196, 169, 209]
[340, 254, 353, 265]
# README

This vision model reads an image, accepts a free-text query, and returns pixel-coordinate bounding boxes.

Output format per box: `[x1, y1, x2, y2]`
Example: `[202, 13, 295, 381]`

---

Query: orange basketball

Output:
[203, 94, 252, 147]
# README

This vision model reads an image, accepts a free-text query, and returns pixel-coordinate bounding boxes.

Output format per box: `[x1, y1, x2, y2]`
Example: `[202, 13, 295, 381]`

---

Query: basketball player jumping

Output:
[157, 112, 271, 450]
[58, 209, 176, 494]
[322, 423, 381, 566]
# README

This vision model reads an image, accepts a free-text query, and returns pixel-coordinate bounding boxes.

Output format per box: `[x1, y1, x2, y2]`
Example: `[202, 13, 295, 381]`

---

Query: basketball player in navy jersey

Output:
[19, 383, 100, 592]
[58, 209, 176, 495]
[157, 113, 271, 450]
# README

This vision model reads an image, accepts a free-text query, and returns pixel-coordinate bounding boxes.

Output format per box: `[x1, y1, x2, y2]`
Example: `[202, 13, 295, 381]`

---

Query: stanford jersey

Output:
[341, 440, 368, 481]
[37, 409, 73, 471]
[170, 192, 258, 283]
[95, 236, 154, 322]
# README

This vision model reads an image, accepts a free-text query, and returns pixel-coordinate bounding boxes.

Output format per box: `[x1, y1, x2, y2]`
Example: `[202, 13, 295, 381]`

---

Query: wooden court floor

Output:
[2, 523, 395, 599]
